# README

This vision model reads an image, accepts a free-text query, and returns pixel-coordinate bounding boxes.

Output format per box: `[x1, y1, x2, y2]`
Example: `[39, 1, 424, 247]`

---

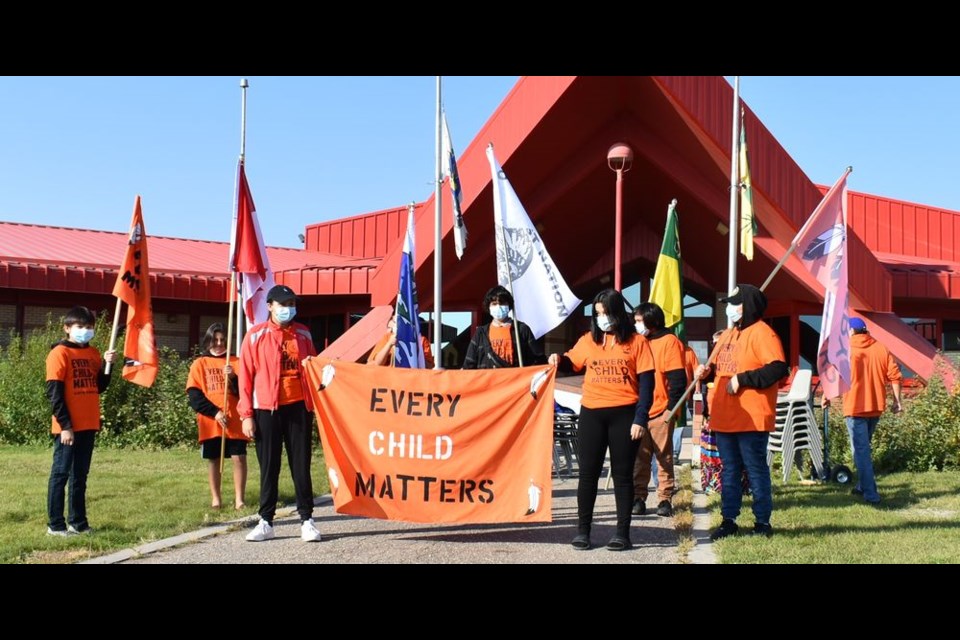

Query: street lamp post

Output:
[607, 143, 634, 292]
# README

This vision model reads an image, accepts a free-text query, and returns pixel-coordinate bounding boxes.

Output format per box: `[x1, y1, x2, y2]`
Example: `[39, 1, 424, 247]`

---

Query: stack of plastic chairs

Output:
[767, 369, 824, 482]
[553, 403, 579, 478]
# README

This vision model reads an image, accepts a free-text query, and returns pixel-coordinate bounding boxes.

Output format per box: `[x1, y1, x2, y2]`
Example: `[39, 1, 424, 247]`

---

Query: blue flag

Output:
[395, 205, 426, 368]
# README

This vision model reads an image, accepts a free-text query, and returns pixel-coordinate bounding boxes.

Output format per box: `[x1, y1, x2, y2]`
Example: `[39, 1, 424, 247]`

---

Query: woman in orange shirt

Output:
[186, 323, 249, 510]
[549, 289, 655, 551]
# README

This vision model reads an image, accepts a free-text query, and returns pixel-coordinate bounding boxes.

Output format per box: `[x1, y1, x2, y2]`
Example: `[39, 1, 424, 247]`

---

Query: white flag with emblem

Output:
[486, 144, 581, 339]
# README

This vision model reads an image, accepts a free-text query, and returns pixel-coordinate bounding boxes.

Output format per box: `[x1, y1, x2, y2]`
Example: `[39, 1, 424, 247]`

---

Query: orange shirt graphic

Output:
[842, 334, 902, 418]
[488, 324, 514, 365]
[186, 355, 246, 441]
[648, 333, 686, 418]
[709, 321, 786, 433]
[565, 332, 655, 409]
[279, 327, 304, 405]
[46, 344, 102, 434]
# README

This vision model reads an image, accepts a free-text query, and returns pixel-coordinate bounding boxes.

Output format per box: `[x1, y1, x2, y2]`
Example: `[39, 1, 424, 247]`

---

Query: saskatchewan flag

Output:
[739, 118, 757, 261]
[649, 200, 685, 342]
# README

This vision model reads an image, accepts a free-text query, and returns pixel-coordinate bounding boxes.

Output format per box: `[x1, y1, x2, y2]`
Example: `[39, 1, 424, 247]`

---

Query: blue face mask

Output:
[596, 315, 613, 332]
[490, 305, 510, 321]
[70, 327, 94, 345]
[273, 306, 297, 324]
[726, 304, 743, 324]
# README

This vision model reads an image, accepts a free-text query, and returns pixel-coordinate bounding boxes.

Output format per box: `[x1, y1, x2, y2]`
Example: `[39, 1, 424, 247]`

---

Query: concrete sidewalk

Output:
[88, 430, 717, 565]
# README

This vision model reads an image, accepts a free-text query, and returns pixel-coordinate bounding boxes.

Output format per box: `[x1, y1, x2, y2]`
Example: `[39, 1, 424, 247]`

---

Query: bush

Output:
[0, 314, 197, 449]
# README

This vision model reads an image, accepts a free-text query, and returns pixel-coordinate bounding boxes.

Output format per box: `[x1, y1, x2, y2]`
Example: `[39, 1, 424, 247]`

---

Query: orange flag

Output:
[112, 196, 158, 387]
[304, 359, 556, 524]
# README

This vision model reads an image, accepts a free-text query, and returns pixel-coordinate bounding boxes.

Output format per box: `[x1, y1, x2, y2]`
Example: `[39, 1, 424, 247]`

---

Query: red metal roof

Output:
[0, 221, 380, 301]
[304, 205, 410, 259]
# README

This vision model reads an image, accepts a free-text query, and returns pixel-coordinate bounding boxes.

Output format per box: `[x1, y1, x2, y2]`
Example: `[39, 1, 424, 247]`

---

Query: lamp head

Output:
[607, 143, 634, 173]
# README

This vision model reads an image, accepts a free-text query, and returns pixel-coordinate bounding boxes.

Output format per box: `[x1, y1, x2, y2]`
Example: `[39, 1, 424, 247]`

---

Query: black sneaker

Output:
[571, 533, 592, 550]
[656, 500, 673, 517]
[751, 522, 773, 537]
[606, 535, 632, 551]
[710, 519, 739, 541]
[632, 499, 647, 516]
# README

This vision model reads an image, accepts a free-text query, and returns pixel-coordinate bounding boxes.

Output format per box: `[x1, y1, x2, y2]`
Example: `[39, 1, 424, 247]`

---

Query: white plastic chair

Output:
[768, 370, 823, 482]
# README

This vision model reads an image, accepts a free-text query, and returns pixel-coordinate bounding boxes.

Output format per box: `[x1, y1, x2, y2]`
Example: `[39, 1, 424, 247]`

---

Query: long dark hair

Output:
[636, 302, 666, 331]
[201, 322, 226, 355]
[590, 289, 636, 344]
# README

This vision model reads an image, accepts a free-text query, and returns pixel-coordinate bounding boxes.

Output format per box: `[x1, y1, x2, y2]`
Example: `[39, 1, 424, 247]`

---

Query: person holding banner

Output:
[186, 323, 249, 510]
[631, 302, 686, 518]
[45, 306, 116, 536]
[548, 289, 654, 551]
[239, 285, 322, 543]
[367, 314, 435, 368]
[695, 284, 788, 540]
[463, 285, 545, 369]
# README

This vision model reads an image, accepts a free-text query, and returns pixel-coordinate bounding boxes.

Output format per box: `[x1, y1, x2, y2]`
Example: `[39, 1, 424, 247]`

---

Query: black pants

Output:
[254, 402, 314, 524]
[47, 430, 96, 531]
[576, 404, 640, 539]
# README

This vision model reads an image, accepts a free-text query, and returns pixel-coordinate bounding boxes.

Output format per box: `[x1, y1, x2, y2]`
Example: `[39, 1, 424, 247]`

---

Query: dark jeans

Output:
[576, 404, 641, 539]
[254, 402, 314, 524]
[715, 430, 772, 524]
[47, 430, 96, 531]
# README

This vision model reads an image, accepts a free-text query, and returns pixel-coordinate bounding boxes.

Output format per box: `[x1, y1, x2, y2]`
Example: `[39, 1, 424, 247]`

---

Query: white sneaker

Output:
[46, 527, 73, 537]
[300, 519, 322, 542]
[67, 525, 93, 535]
[245, 519, 275, 542]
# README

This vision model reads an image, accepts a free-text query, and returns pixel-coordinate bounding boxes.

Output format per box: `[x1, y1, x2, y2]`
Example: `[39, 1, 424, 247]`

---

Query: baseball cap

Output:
[719, 286, 743, 305]
[849, 317, 867, 331]
[267, 284, 297, 304]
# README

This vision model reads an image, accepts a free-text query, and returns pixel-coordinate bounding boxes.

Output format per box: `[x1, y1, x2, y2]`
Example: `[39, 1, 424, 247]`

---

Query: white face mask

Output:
[726, 304, 743, 324]
[596, 315, 613, 332]
[490, 305, 510, 322]
[70, 327, 95, 345]
[635, 321, 648, 336]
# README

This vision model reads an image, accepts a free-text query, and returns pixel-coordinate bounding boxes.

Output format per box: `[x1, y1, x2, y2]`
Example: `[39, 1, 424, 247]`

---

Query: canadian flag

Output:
[228, 161, 274, 326]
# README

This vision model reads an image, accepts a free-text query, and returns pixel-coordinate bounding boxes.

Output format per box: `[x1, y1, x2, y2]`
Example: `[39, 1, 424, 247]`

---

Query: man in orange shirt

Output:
[825, 317, 902, 505]
[696, 284, 788, 540]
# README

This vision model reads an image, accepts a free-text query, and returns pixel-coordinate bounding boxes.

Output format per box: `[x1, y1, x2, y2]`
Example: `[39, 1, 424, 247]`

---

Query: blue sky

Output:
[1, 76, 959, 250]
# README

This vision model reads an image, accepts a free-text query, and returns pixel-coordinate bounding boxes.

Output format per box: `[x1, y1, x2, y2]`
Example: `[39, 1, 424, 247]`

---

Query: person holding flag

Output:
[239, 284, 321, 543]
[463, 285, 545, 369]
[367, 312, 434, 368]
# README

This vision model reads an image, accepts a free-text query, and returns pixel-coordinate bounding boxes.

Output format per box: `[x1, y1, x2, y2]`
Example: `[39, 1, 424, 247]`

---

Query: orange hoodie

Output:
[842, 333, 902, 418]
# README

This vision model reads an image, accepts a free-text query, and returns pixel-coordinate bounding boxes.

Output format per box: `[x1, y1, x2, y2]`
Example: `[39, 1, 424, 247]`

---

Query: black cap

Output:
[719, 286, 743, 305]
[267, 284, 297, 304]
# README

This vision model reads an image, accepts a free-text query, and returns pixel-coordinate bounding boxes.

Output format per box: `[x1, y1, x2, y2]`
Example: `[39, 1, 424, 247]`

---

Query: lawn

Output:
[0, 444, 329, 564]
[709, 470, 960, 563]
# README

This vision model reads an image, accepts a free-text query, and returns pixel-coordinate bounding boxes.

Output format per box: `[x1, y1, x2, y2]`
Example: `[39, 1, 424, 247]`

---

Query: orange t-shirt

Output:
[278, 327, 304, 405]
[709, 321, 786, 433]
[648, 333, 686, 418]
[46, 344, 102, 434]
[564, 332, 655, 409]
[186, 355, 247, 442]
[488, 324, 514, 365]
[842, 334, 903, 418]
[684, 346, 699, 385]
[367, 332, 436, 368]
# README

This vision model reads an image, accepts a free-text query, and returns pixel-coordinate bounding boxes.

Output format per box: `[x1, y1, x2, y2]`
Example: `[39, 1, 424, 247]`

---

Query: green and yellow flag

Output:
[649, 200, 685, 342]
[739, 117, 757, 261]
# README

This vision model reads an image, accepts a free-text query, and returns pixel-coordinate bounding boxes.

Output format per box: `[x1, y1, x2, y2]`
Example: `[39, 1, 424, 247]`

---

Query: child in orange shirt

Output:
[45, 306, 116, 536]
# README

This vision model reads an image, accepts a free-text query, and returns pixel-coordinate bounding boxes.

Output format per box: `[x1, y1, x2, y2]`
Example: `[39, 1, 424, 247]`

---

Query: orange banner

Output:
[111, 196, 157, 387]
[304, 359, 556, 524]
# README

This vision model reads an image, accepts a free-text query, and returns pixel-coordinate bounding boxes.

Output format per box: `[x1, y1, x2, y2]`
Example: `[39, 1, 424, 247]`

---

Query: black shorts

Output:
[200, 437, 248, 460]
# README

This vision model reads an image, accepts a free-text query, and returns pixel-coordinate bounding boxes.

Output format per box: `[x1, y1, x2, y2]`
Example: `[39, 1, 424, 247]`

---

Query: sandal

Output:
[606, 535, 632, 551]
[571, 533, 592, 550]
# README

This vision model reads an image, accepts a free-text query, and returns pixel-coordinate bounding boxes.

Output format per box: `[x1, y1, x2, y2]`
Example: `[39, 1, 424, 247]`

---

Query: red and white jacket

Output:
[238, 320, 317, 418]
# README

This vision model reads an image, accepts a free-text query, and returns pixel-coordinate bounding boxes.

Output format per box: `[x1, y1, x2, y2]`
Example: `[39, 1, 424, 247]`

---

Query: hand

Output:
[215, 410, 228, 427]
[694, 364, 709, 380]
[223, 364, 233, 376]
[103, 350, 117, 364]
[60, 428, 74, 446]
[387, 333, 398, 347]
[821, 396, 831, 409]
[892, 400, 903, 414]
[726, 374, 740, 395]
[629, 423, 645, 441]
[548, 353, 559, 366]
[242, 417, 256, 438]
[301, 355, 314, 367]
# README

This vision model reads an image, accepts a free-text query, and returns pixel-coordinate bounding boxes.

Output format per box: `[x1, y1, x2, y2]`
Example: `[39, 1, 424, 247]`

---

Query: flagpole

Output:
[433, 76, 443, 369]
[222, 78, 248, 473]
[726, 76, 741, 327]
[665, 166, 854, 424]
[104, 297, 123, 375]
[759, 166, 853, 292]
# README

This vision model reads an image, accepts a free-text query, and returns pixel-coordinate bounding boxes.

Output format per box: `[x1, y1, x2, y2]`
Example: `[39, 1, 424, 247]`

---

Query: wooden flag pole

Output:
[104, 297, 123, 375]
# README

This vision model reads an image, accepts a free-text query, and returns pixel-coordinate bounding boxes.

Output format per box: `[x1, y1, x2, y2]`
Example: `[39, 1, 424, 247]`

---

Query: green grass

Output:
[710, 470, 960, 563]
[0, 444, 329, 564]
